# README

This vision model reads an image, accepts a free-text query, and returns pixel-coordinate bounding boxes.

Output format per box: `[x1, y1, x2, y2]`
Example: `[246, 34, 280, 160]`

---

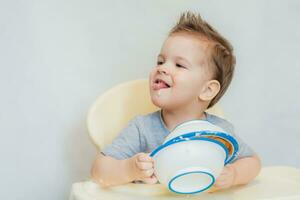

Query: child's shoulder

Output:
[205, 112, 235, 134]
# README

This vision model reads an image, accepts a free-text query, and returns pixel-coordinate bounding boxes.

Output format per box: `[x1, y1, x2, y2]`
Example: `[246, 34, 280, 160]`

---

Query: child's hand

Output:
[132, 153, 158, 184]
[208, 164, 237, 193]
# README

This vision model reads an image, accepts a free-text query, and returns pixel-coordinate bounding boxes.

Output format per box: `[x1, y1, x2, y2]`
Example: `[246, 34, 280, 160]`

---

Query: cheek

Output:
[149, 68, 156, 80]
[174, 73, 205, 100]
[174, 72, 201, 89]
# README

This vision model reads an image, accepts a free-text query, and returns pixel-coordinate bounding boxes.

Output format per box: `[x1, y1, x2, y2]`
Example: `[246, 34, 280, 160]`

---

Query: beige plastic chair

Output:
[70, 79, 300, 200]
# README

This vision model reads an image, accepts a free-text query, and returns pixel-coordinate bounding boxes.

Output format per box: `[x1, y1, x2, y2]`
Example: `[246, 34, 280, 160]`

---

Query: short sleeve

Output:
[101, 116, 143, 160]
[225, 123, 256, 163]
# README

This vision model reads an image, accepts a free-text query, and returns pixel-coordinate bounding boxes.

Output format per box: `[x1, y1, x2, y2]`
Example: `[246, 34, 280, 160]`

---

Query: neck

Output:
[161, 106, 207, 132]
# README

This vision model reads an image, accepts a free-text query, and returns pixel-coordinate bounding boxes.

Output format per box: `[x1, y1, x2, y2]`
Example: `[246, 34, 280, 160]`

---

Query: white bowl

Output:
[150, 120, 239, 194]
[165, 120, 225, 142]
[150, 137, 228, 194]
[164, 120, 238, 164]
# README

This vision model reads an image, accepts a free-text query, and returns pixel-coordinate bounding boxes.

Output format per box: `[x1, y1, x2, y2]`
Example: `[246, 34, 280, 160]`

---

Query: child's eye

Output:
[176, 63, 186, 68]
[157, 61, 163, 65]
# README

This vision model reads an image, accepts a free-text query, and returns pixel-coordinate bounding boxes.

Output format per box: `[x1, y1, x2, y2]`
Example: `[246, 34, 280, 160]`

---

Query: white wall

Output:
[0, 0, 299, 199]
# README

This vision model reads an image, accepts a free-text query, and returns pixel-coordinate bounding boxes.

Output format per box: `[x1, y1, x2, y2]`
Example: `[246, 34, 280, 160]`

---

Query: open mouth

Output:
[154, 79, 170, 88]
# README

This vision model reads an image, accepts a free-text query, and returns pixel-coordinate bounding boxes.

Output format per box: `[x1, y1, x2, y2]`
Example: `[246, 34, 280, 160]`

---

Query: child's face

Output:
[149, 32, 213, 110]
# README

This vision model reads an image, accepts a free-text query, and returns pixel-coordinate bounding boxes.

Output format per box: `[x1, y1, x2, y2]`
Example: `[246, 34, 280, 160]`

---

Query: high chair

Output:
[70, 79, 300, 200]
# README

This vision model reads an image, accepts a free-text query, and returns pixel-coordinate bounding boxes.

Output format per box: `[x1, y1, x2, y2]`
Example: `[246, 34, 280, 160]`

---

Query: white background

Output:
[0, 0, 299, 199]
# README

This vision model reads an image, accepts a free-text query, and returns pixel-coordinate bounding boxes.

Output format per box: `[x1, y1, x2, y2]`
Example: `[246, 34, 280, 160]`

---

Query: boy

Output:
[91, 11, 261, 192]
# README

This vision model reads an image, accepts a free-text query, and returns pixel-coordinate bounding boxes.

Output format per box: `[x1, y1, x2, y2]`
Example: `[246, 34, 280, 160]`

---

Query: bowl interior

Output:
[202, 135, 233, 157]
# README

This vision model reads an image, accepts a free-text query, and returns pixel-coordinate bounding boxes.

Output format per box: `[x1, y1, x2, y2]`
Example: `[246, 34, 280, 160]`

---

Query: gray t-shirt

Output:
[101, 110, 256, 164]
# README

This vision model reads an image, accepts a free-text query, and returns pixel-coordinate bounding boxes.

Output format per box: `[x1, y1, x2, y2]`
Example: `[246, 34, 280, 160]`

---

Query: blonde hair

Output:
[169, 11, 236, 109]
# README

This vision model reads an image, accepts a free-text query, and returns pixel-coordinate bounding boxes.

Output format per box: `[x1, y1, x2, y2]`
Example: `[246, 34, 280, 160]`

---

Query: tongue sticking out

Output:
[154, 81, 169, 90]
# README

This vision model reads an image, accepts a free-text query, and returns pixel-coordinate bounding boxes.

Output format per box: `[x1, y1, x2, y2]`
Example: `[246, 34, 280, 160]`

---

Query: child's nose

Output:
[157, 64, 170, 75]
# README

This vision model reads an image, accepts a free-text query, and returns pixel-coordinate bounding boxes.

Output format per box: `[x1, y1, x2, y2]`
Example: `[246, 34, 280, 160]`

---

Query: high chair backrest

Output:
[87, 79, 225, 150]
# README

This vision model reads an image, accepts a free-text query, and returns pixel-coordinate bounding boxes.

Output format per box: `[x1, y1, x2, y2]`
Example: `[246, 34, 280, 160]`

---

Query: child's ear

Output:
[198, 80, 221, 101]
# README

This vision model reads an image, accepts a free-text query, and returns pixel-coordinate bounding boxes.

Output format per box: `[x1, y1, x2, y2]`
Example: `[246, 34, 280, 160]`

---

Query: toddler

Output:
[91, 11, 261, 192]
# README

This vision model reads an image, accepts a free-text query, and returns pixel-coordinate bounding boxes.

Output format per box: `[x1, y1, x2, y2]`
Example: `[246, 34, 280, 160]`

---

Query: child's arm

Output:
[209, 155, 261, 192]
[231, 155, 261, 185]
[91, 152, 157, 187]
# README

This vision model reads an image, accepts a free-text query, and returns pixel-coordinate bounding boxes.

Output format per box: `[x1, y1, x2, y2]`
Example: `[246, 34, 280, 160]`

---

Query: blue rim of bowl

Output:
[150, 130, 239, 164]
[164, 130, 239, 164]
[195, 131, 238, 163]
[150, 137, 229, 165]
[168, 170, 215, 194]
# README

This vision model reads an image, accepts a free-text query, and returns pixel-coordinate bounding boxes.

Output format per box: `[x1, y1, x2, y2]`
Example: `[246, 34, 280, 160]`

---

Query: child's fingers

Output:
[214, 180, 225, 187]
[214, 178, 232, 189]
[140, 168, 154, 178]
[136, 160, 154, 170]
[207, 186, 220, 193]
[142, 174, 158, 184]
[215, 175, 227, 182]
[138, 153, 154, 162]
[220, 169, 231, 176]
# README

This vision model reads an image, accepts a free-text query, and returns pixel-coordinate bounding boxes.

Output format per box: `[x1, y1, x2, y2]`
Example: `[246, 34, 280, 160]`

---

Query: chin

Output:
[150, 95, 167, 109]
[150, 96, 176, 110]
[150, 95, 162, 107]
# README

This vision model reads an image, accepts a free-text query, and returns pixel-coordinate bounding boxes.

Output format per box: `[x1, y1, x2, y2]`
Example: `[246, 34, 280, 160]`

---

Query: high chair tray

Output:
[70, 166, 300, 200]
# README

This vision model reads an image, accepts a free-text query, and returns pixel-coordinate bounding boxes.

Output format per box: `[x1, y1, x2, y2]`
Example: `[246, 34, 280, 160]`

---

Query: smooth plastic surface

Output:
[164, 120, 237, 160]
[151, 139, 226, 193]
[162, 130, 238, 164]
[70, 166, 300, 200]
[163, 119, 239, 163]
[150, 119, 239, 193]
[167, 120, 226, 139]
[168, 167, 215, 194]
